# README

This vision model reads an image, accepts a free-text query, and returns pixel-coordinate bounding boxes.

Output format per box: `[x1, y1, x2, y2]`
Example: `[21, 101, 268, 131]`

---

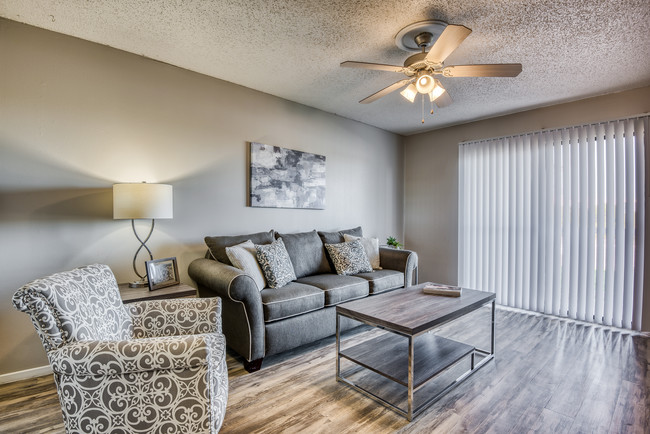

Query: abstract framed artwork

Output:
[250, 142, 326, 209]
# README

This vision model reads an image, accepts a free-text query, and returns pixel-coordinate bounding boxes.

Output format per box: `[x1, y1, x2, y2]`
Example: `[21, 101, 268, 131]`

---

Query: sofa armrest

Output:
[188, 258, 261, 302]
[188, 258, 266, 362]
[47, 333, 225, 377]
[127, 297, 222, 338]
[379, 247, 419, 286]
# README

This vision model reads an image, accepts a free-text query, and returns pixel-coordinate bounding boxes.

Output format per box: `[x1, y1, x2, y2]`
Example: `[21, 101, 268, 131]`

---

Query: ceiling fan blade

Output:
[433, 82, 453, 107]
[341, 61, 405, 73]
[442, 64, 522, 77]
[425, 24, 472, 64]
[359, 79, 412, 104]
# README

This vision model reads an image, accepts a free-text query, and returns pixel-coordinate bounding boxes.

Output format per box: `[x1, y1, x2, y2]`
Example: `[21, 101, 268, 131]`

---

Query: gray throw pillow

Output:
[325, 239, 373, 276]
[255, 238, 297, 288]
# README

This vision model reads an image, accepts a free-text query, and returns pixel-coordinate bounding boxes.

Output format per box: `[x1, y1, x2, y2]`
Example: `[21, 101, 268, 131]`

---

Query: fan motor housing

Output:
[404, 52, 429, 69]
[414, 32, 433, 48]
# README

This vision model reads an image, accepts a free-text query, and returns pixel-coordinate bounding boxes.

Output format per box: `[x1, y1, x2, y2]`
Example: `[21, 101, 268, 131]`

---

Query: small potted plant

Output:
[386, 236, 403, 249]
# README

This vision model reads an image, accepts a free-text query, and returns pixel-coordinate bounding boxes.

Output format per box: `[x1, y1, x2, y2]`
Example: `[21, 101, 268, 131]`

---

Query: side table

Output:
[118, 283, 197, 303]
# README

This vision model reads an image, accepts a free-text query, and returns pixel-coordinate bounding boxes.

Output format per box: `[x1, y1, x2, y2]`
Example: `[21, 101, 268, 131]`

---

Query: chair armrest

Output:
[379, 247, 419, 286]
[127, 297, 222, 338]
[47, 333, 225, 377]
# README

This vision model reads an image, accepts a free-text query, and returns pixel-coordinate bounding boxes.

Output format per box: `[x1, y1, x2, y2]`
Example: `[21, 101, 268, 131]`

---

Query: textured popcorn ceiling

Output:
[2, 0, 649, 135]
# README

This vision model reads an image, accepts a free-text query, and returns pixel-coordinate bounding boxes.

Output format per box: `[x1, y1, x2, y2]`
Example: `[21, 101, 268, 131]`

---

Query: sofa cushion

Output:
[255, 238, 296, 289]
[343, 234, 381, 270]
[205, 230, 275, 265]
[317, 226, 363, 245]
[276, 230, 331, 277]
[354, 269, 404, 294]
[325, 240, 373, 276]
[226, 240, 266, 290]
[296, 274, 369, 306]
[261, 282, 324, 322]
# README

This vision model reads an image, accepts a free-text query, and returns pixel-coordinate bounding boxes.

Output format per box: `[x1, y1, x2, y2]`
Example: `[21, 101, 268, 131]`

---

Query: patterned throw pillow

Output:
[226, 240, 267, 291]
[255, 238, 297, 289]
[325, 239, 374, 276]
[343, 234, 382, 270]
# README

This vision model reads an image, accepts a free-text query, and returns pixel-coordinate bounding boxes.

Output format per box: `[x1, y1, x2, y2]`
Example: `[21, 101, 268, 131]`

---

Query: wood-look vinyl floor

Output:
[0, 306, 647, 433]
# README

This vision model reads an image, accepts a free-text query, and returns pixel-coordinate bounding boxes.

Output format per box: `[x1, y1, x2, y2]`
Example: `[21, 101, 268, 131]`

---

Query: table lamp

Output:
[113, 182, 173, 287]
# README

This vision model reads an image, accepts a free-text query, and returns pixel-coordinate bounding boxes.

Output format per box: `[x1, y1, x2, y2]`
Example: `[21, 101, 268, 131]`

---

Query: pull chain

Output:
[421, 93, 424, 124]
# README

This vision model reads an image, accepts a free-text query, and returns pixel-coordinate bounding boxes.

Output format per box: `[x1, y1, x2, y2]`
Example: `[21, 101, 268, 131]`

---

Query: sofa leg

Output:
[244, 358, 263, 373]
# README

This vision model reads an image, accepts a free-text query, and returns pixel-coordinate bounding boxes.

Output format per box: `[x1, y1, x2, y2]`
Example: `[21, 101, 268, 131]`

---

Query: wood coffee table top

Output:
[337, 283, 495, 336]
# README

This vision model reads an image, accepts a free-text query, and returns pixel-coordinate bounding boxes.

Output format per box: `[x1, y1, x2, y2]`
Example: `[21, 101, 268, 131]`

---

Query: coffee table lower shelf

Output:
[337, 330, 493, 421]
[340, 333, 474, 389]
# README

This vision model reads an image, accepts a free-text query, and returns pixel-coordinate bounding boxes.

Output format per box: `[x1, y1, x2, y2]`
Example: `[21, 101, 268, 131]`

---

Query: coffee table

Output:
[336, 283, 495, 421]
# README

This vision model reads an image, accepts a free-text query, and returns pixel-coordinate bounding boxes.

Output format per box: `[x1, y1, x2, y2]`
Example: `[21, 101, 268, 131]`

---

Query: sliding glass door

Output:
[458, 116, 647, 330]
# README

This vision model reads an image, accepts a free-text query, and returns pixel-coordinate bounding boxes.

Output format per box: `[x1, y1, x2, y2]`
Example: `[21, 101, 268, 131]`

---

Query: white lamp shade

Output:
[428, 81, 446, 101]
[400, 83, 418, 103]
[113, 183, 173, 219]
[415, 73, 435, 94]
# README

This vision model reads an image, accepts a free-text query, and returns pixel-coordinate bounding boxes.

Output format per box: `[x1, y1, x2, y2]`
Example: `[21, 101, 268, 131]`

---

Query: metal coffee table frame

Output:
[336, 291, 495, 421]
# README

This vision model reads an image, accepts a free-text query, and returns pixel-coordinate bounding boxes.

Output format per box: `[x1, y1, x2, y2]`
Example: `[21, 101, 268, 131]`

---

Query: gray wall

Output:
[0, 19, 404, 375]
[404, 86, 650, 330]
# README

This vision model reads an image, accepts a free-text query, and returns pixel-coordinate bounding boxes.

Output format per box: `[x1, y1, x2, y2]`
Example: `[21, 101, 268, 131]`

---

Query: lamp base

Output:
[128, 280, 148, 288]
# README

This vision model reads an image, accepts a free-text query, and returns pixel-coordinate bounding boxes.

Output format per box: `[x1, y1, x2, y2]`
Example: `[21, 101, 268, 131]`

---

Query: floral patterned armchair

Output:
[13, 264, 228, 433]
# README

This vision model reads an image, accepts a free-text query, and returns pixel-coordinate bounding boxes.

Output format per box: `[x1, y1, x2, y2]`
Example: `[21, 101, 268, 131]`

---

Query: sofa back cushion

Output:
[205, 230, 275, 265]
[276, 230, 331, 278]
[317, 226, 363, 245]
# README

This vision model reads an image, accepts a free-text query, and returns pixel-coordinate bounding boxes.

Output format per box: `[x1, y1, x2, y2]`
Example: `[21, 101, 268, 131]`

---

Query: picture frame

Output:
[249, 142, 326, 209]
[145, 257, 180, 291]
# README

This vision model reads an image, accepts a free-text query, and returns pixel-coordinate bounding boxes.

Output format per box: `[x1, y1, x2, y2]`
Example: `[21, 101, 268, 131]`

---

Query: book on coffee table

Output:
[422, 284, 462, 297]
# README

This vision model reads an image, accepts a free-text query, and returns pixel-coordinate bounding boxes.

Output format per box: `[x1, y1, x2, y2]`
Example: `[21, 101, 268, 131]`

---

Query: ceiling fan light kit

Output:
[341, 19, 522, 124]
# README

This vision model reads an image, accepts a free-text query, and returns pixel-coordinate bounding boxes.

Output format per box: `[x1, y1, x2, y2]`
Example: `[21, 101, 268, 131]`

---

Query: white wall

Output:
[0, 19, 404, 375]
[404, 86, 650, 330]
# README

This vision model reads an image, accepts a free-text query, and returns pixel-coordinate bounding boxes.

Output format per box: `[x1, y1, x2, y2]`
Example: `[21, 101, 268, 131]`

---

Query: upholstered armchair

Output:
[13, 264, 228, 433]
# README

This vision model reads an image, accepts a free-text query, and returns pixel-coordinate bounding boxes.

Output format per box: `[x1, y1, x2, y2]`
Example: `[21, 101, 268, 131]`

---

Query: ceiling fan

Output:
[341, 20, 522, 117]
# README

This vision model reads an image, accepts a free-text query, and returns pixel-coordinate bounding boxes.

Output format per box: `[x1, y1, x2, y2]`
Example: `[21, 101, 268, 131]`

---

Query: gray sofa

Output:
[188, 227, 418, 372]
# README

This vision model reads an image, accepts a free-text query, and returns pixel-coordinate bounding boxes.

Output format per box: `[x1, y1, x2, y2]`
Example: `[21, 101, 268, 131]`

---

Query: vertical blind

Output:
[458, 116, 647, 330]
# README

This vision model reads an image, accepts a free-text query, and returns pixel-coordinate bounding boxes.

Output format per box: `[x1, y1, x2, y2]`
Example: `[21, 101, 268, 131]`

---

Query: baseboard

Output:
[0, 365, 52, 385]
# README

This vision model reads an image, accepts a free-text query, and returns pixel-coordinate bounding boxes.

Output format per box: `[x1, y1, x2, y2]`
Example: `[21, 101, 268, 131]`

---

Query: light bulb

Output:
[415, 73, 435, 94]
[400, 84, 417, 103]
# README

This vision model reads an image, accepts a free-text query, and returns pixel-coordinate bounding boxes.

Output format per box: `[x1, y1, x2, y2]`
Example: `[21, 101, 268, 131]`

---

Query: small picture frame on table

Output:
[145, 257, 180, 291]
